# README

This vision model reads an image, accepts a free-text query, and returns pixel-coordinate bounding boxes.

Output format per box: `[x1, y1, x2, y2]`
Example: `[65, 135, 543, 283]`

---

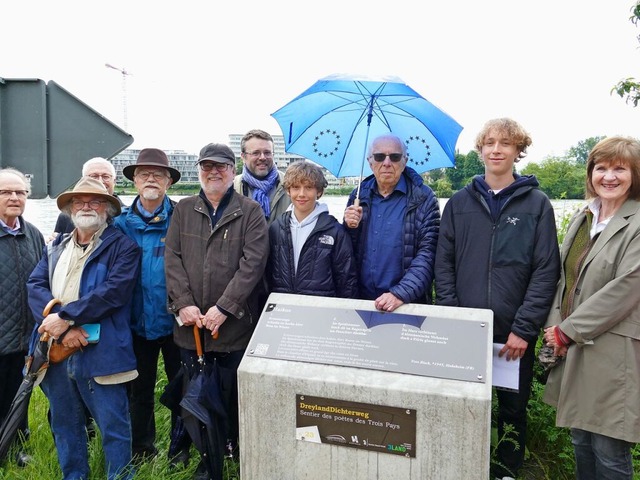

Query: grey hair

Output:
[367, 134, 408, 158]
[82, 157, 116, 177]
[0, 167, 31, 196]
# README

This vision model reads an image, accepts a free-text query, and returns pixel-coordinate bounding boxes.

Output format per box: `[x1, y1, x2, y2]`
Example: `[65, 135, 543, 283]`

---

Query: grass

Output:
[1, 344, 638, 479]
[0, 366, 240, 480]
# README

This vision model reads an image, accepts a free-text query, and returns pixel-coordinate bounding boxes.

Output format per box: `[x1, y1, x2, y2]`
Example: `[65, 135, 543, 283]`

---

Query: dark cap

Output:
[197, 143, 236, 167]
[122, 148, 181, 184]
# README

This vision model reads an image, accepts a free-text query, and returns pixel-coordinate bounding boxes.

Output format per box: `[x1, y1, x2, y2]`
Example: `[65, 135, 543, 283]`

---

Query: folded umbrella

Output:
[0, 300, 57, 462]
[169, 325, 228, 480]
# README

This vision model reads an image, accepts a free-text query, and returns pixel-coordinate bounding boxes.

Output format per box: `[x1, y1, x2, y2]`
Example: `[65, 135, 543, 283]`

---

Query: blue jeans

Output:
[41, 354, 134, 480]
[571, 428, 633, 480]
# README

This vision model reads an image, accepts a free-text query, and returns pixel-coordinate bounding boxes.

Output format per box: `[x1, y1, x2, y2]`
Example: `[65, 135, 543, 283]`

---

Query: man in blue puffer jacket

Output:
[113, 148, 188, 465]
[344, 134, 440, 312]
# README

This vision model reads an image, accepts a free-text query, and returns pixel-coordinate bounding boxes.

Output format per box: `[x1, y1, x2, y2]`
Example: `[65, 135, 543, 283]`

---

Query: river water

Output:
[23, 195, 585, 236]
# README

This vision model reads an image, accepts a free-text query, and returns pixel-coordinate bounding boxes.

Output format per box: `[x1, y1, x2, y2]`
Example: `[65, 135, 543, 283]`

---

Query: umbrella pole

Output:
[355, 102, 375, 206]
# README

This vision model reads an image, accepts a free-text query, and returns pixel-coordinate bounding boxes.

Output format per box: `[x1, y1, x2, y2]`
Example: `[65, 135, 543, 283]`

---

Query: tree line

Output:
[424, 136, 610, 200]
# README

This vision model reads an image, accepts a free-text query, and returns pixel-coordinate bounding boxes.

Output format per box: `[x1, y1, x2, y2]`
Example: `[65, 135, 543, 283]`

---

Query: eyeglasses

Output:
[371, 153, 404, 162]
[135, 171, 169, 181]
[71, 199, 108, 210]
[199, 162, 230, 172]
[244, 150, 273, 159]
[0, 190, 28, 198]
[88, 173, 114, 181]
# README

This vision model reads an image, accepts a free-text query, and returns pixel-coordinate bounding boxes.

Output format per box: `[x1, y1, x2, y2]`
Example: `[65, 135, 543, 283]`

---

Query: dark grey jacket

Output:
[0, 218, 44, 355]
[435, 175, 560, 343]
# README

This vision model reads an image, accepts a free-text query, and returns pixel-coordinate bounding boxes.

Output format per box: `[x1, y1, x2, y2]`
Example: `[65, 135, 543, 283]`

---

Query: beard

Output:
[72, 210, 107, 230]
[140, 187, 161, 201]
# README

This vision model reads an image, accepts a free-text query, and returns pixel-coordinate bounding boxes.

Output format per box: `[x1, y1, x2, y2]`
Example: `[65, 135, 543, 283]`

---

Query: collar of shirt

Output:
[587, 198, 612, 238]
[0, 217, 21, 236]
[134, 197, 163, 218]
[373, 174, 408, 198]
[72, 223, 108, 250]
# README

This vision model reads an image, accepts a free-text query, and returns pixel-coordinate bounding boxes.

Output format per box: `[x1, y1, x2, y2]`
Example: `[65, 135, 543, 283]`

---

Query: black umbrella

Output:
[161, 325, 229, 480]
[0, 329, 50, 462]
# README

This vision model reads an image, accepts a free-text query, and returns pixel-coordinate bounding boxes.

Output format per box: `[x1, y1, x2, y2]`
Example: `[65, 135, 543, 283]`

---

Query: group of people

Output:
[1, 121, 639, 480]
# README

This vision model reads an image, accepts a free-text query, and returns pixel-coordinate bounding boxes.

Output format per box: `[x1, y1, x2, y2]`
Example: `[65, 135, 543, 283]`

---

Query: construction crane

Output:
[105, 63, 132, 131]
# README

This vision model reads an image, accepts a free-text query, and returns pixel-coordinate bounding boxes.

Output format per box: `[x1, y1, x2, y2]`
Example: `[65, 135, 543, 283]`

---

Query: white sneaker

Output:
[495, 477, 516, 480]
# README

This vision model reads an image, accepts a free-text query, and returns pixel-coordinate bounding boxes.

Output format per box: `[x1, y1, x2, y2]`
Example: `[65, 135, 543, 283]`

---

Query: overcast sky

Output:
[3, 1, 639, 167]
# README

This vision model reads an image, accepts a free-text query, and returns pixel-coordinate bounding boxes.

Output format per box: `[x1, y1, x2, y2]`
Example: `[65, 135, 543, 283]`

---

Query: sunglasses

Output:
[371, 153, 403, 162]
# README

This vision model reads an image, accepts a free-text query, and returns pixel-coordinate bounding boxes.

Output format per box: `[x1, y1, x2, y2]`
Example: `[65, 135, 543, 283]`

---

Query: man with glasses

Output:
[113, 149, 188, 466]
[52, 157, 124, 238]
[235, 129, 290, 224]
[28, 176, 140, 480]
[165, 143, 269, 480]
[0, 168, 44, 467]
[343, 134, 440, 311]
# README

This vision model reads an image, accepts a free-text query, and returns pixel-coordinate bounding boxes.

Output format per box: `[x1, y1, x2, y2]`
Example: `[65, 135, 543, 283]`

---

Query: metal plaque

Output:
[247, 303, 488, 383]
[296, 394, 416, 458]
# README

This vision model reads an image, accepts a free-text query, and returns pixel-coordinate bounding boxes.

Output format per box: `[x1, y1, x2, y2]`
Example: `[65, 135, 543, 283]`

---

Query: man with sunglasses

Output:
[235, 129, 290, 224]
[113, 149, 188, 466]
[344, 134, 440, 311]
[165, 143, 269, 479]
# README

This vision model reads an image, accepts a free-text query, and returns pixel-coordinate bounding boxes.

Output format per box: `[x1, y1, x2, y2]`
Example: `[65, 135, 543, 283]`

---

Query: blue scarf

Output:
[241, 165, 279, 219]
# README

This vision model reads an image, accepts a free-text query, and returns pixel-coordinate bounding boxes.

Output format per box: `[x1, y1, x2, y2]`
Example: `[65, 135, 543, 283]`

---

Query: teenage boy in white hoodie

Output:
[267, 161, 358, 298]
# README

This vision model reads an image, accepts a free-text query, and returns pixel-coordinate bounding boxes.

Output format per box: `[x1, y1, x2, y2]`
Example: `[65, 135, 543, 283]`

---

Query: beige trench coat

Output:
[544, 199, 640, 443]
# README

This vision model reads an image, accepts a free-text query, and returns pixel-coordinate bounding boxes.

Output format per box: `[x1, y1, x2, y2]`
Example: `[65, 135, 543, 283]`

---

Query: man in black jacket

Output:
[435, 118, 560, 480]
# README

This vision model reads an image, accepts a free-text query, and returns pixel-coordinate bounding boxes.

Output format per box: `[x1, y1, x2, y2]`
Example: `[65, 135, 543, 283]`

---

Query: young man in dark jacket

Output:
[435, 118, 560, 480]
[267, 161, 358, 298]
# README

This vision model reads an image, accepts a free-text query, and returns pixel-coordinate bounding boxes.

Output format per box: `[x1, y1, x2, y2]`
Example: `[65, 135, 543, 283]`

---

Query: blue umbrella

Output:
[271, 73, 463, 181]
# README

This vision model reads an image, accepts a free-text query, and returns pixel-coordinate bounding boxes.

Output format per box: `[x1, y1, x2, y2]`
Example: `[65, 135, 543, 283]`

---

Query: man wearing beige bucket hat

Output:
[113, 148, 188, 465]
[27, 176, 141, 480]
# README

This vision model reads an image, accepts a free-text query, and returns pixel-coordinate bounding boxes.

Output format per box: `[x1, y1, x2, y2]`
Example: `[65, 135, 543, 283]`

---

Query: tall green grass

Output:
[0, 368, 240, 480]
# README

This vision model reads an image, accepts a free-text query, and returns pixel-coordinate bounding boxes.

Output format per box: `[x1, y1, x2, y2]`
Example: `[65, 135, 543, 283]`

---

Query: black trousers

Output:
[493, 341, 536, 479]
[0, 351, 28, 435]
[129, 333, 182, 454]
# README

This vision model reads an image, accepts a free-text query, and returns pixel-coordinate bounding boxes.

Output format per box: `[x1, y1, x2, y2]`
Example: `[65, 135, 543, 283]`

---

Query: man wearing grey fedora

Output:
[113, 148, 188, 466]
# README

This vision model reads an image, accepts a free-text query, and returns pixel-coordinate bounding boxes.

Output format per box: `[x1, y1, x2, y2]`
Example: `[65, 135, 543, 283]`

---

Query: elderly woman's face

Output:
[591, 160, 632, 203]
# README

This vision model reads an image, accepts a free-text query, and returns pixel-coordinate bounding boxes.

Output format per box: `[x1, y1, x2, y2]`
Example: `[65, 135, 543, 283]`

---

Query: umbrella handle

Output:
[40, 298, 63, 343]
[193, 325, 204, 357]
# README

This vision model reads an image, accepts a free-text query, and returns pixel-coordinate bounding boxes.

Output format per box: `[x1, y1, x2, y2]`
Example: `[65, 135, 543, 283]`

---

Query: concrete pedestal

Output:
[238, 294, 493, 480]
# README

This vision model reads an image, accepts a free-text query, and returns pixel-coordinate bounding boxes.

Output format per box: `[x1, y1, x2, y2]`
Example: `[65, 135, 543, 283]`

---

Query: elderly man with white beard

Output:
[27, 176, 140, 480]
[113, 148, 188, 466]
